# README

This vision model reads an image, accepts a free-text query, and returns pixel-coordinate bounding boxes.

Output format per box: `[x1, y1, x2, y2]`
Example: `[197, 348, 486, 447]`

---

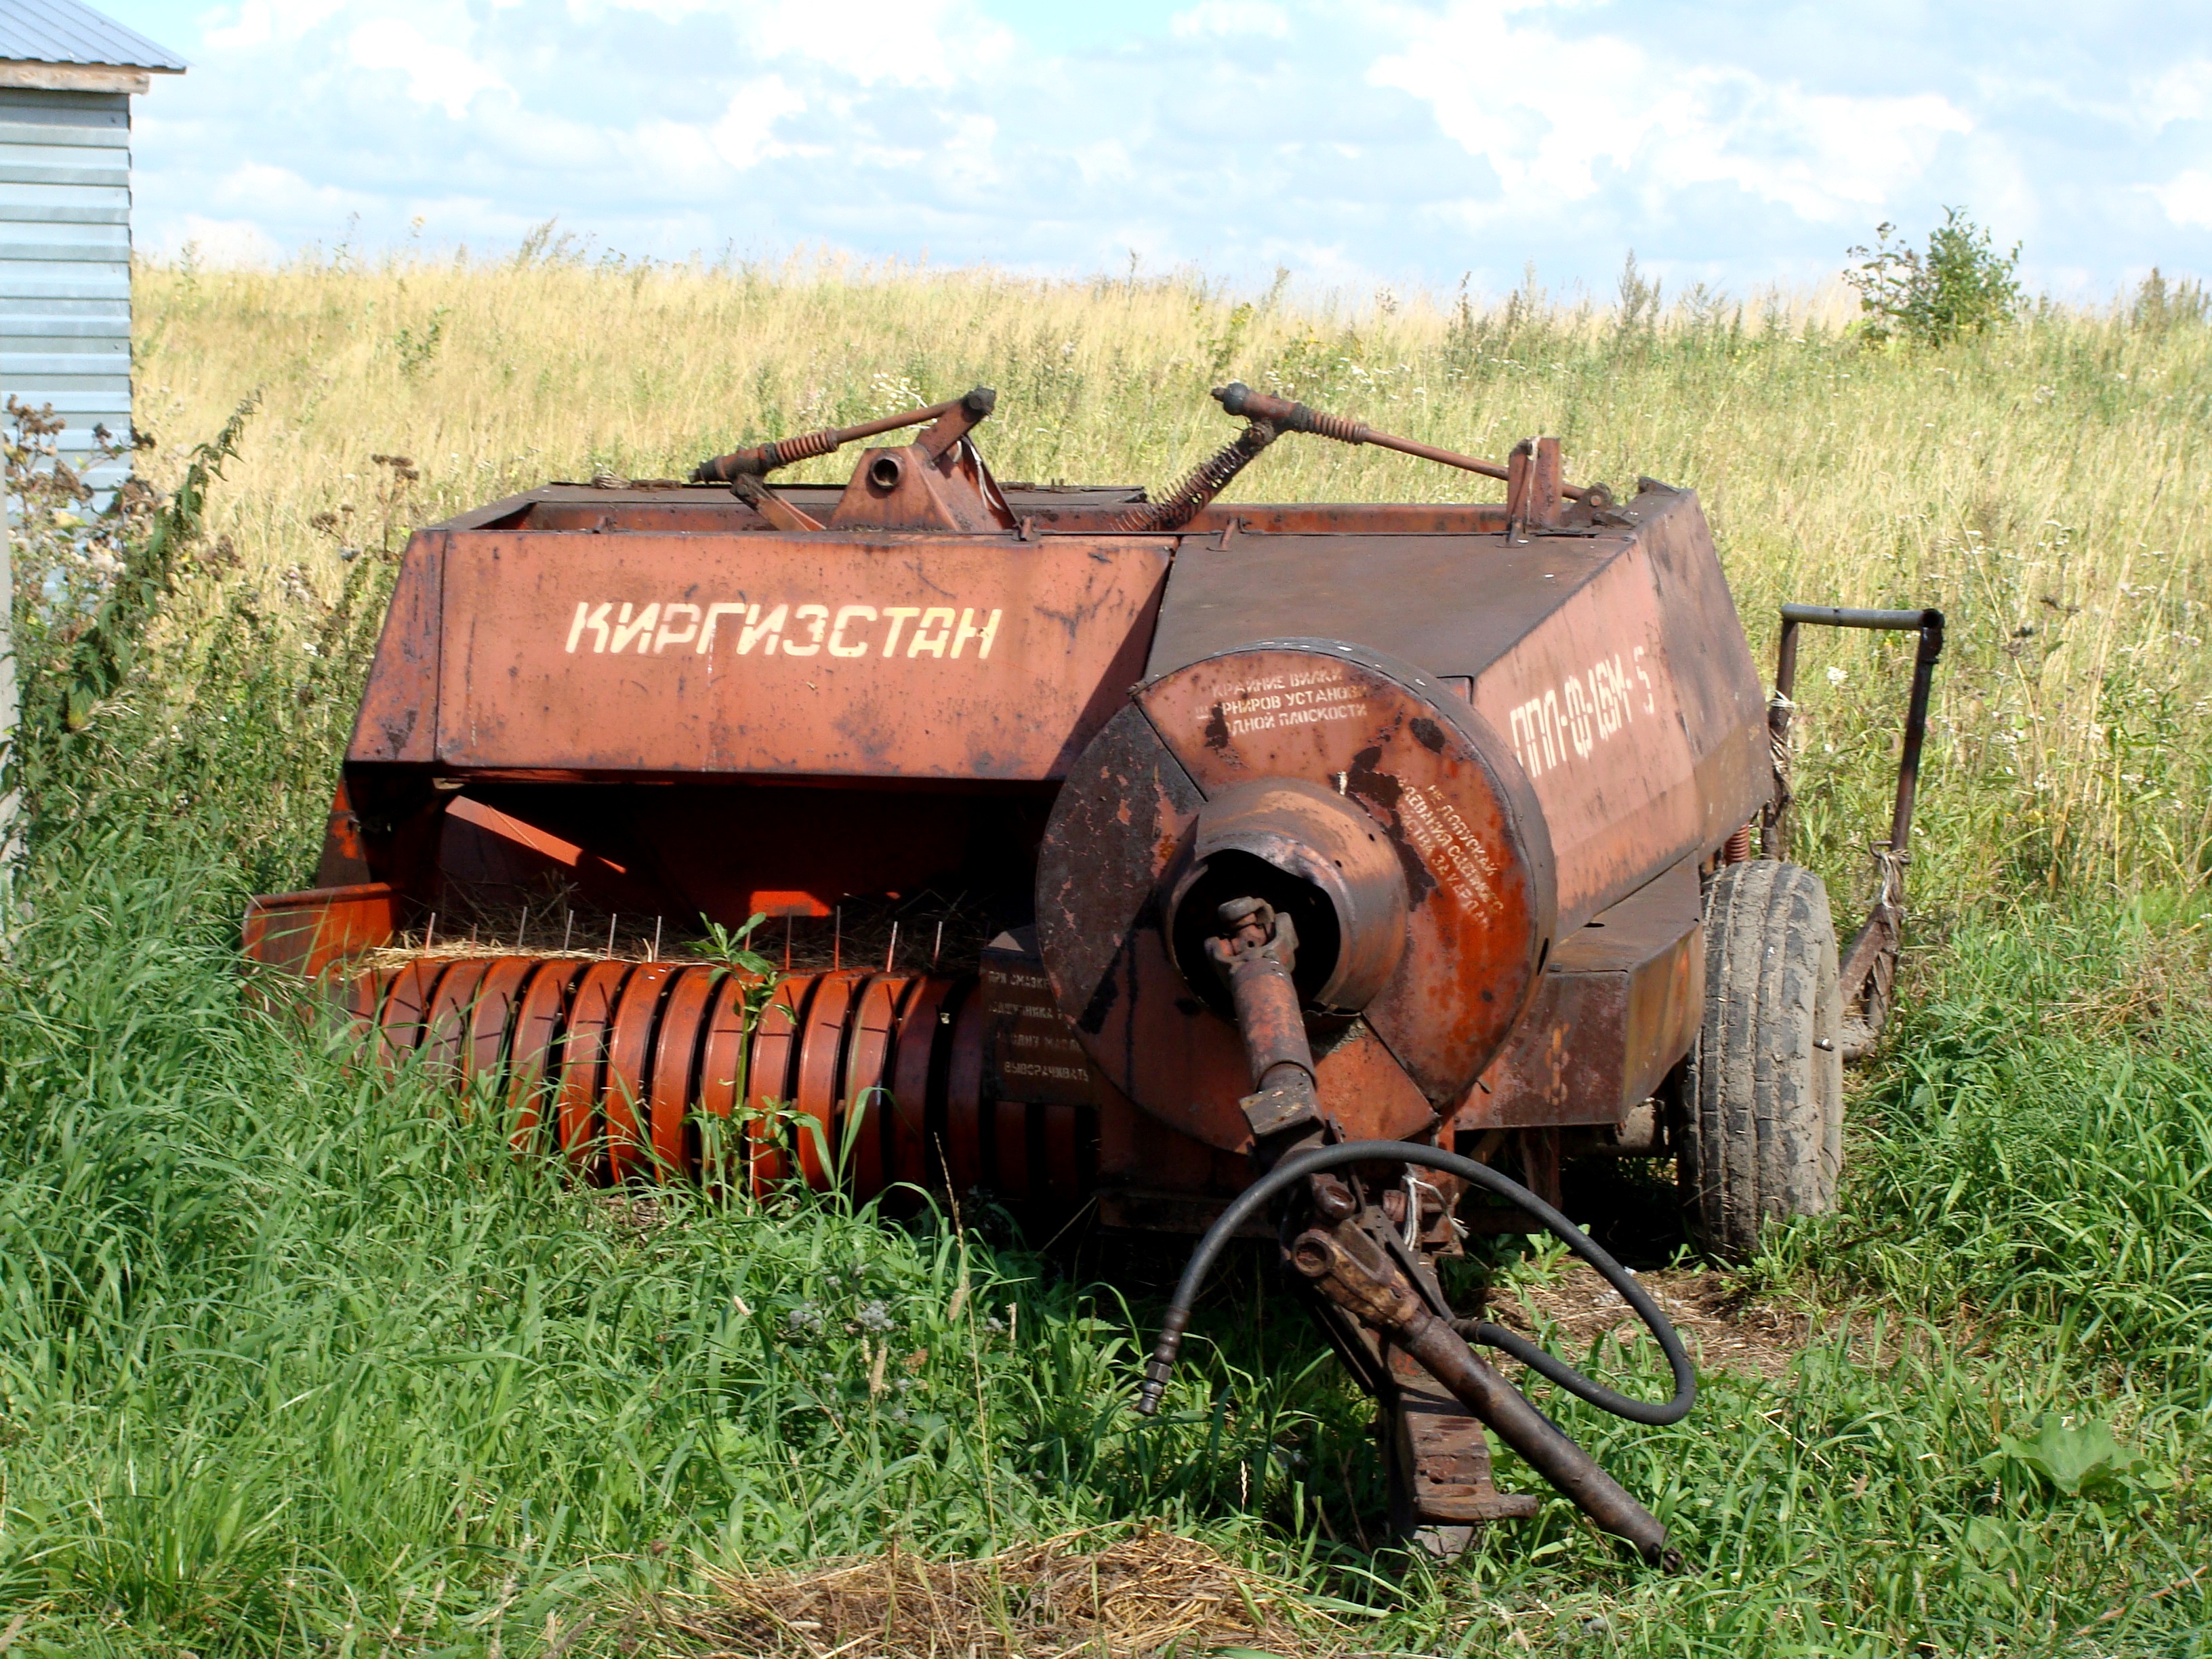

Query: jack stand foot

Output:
[1386, 1345, 1538, 1556]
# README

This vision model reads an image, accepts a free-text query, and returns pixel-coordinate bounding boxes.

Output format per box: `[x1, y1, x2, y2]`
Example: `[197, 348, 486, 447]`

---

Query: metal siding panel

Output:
[0, 180, 128, 208]
[0, 211, 127, 230]
[3, 352, 127, 375]
[0, 160, 123, 185]
[0, 235, 131, 260]
[0, 74, 135, 494]
[0, 316, 125, 337]
[0, 136, 127, 164]
[0, 202, 128, 223]
[0, 86, 131, 108]
[0, 91, 129, 124]
[9, 388, 127, 409]
[0, 132, 126, 165]
[1, 333, 126, 351]
[0, 274, 126, 299]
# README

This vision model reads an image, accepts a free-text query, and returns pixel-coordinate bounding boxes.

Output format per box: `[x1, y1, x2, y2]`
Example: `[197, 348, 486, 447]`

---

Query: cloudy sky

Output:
[96, 0, 2212, 298]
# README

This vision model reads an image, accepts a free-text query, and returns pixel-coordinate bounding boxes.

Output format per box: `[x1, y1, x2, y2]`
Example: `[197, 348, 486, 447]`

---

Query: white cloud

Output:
[709, 75, 806, 170]
[205, 160, 366, 218]
[1172, 1, 1291, 39]
[562, 0, 724, 18]
[2152, 170, 2212, 229]
[1369, 3, 1971, 226]
[156, 213, 283, 264]
[2139, 60, 2212, 129]
[746, 0, 1009, 88]
[348, 16, 506, 118]
[202, 0, 349, 51]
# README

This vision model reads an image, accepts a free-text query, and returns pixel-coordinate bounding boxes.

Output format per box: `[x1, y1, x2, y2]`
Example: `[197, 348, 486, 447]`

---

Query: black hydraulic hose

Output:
[1134, 1140, 1694, 1426]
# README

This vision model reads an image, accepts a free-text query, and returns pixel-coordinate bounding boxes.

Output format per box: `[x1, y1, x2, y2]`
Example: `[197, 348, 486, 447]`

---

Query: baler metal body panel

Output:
[1145, 489, 1769, 928]
[353, 526, 1172, 782]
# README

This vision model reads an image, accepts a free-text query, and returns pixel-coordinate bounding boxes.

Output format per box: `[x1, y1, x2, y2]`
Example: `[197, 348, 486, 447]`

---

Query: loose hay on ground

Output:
[644, 1528, 1330, 1658]
[1491, 1266, 1817, 1385]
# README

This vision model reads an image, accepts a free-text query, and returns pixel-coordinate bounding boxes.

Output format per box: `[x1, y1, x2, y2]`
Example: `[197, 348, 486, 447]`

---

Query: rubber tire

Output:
[1677, 859, 1845, 1261]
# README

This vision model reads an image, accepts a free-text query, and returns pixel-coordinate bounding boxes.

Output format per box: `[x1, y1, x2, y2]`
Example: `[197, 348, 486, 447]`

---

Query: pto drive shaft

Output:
[1152, 897, 1683, 1568]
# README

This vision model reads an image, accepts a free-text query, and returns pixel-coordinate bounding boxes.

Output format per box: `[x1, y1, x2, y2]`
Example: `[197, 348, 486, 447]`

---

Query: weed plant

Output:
[0, 255, 2206, 1654]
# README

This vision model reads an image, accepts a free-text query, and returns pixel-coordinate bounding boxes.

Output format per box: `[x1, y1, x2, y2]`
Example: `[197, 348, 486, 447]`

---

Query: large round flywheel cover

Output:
[1036, 640, 1557, 1151]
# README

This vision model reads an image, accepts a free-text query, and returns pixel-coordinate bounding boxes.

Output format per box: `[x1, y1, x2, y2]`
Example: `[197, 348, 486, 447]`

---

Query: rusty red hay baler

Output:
[245, 383, 1942, 1568]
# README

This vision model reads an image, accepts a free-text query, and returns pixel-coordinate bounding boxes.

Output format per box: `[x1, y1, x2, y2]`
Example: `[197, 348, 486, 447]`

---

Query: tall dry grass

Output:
[127, 250, 2212, 910]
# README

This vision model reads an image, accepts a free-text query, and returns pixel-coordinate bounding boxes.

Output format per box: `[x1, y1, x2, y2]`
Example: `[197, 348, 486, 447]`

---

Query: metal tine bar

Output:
[692, 387, 992, 482]
[1213, 381, 1595, 501]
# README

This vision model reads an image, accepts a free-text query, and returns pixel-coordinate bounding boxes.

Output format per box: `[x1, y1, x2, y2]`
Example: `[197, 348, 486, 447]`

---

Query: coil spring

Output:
[1279, 403, 1370, 446]
[1113, 421, 1278, 535]
[352, 956, 1093, 1209]
[695, 424, 846, 482]
[768, 426, 843, 467]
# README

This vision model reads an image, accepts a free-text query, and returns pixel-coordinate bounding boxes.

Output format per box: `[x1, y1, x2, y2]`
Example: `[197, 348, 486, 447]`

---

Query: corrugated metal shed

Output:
[0, 0, 184, 497]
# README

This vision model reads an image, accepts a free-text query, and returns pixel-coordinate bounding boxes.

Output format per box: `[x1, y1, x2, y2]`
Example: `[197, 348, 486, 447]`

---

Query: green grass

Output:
[3, 268, 2211, 1654]
[5, 828, 2205, 1655]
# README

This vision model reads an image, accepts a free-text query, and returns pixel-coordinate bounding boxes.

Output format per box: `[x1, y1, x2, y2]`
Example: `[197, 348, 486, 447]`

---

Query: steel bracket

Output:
[1767, 603, 1944, 1059]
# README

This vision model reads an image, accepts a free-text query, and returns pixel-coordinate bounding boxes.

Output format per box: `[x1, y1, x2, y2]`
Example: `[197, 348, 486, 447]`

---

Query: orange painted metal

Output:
[346, 956, 1093, 1210]
[648, 968, 718, 1180]
[746, 976, 809, 1193]
[377, 956, 447, 1065]
[1453, 860, 1704, 1131]
[844, 974, 912, 1200]
[415, 531, 1171, 783]
[694, 973, 752, 1187]
[508, 960, 586, 1156]
[1038, 641, 1555, 1151]
[555, 962, 634, 1176]
[693, 390, 978, 484]
[887, 976, 955, 1193]
[469, 956, 537, 1078]
[1141, 493, 1769, 930]
[421, 958, 493, 1080]
[349, 530, 444, 766]
[603, 962, 681, 1181]
[821, 439, 1011, 534]
[791, 970, 863, 1185]
[344, 964, 392, 1036]
[942, 989, 988, 1197]
[1462, 516, 1761, 923]
[243, 880, 397, 981]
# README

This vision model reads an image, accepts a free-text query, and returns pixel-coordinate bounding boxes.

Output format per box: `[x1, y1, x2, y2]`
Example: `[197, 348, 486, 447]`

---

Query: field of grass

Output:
[1, 251, 2209, 1655]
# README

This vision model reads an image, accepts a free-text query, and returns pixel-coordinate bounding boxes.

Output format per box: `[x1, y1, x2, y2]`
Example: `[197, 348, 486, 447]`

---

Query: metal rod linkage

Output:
[693, 386, 996, 482]
[1213, 382, 1594, 502]
[1769, 603, 1946, 1057]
